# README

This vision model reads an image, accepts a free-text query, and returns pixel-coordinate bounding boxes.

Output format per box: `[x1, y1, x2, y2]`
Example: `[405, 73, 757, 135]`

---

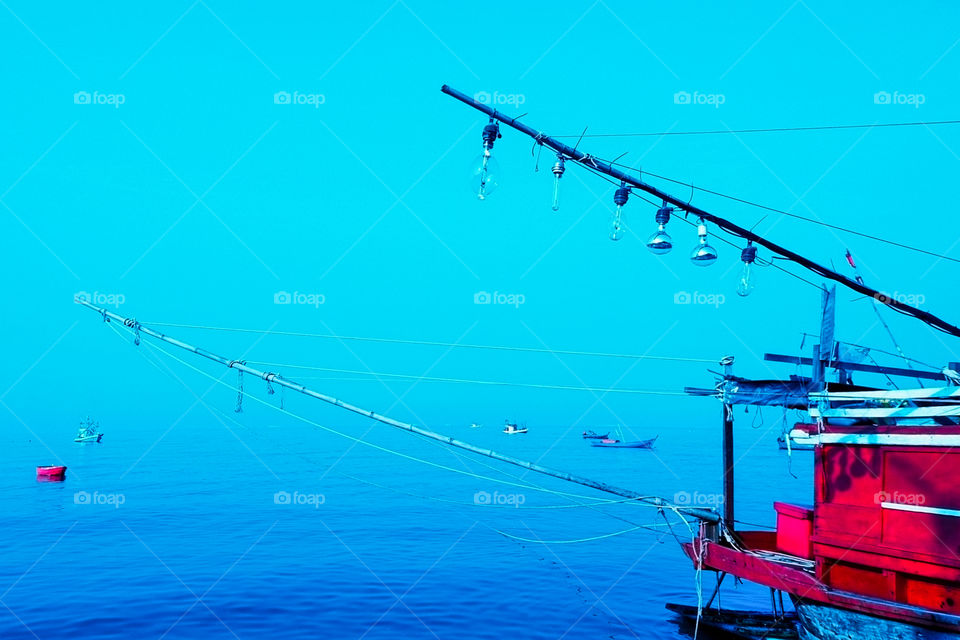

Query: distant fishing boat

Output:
[590, 436, 658, 449]
[582, 430, 610, 439]
[74, 417, 103, 443]
[502, 421, 527, 434]
[469, 422, 482, 429]
[589, 426, 656, 448]
[36, 465, 67, 479]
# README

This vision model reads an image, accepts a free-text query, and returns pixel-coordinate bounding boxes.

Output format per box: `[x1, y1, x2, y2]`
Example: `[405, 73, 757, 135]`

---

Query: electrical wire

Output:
[672, 215, 824, 291]
[554, 119, 960, 138]
[806, 333, 940, 370]
[572, 153, 960, 336]
[572, 159, 825, 291]
[597, 161, 960, 265]
[492, 523, 667, 544]
[135, 321, 717, 364]
[113, 320, 698, 508]
[246, 361, 689, 396]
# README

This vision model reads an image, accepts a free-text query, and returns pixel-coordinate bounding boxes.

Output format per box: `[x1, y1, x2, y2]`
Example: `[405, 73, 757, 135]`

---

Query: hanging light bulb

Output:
[609, 183, 629, 241]
[550, 154, 565, 211]
[736, 241, 758, 296]
[470, 119, 502, 200]
[689, 218, 718, 266]
[646, 201, 674, 254]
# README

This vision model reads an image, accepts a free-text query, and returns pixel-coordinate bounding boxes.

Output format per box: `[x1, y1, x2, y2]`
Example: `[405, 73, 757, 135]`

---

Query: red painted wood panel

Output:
[821, 559, 888, 599]
[821, 445, 882, 505]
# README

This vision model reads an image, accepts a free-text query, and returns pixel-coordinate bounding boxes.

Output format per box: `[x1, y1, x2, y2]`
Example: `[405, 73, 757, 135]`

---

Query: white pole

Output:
[77, 299, 719, 523]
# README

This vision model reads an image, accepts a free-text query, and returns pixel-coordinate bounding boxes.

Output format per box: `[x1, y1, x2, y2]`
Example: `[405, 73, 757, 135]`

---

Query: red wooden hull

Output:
[679, 420, 960, 637]
[36, 465, 66, 476]
[36, 465, 67, 479]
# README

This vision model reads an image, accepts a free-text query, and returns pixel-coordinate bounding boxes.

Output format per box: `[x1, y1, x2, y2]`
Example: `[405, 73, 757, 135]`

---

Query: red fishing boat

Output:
[676, 289, 960, 639]
[435, 86, 960, 638]
[36, 465, 67, 479]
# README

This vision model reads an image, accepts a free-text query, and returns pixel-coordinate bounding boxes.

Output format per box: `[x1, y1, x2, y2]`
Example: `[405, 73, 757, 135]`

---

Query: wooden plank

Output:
[810, 405, 960, 419]
[791, 431, 960, 446]
[812, 386, 960, 401]
[765, 353, 946, 381]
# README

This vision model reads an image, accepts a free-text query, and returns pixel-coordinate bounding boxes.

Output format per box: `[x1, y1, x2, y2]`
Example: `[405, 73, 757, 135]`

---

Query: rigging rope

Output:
[574, 160, 827, 291]
[247, 361, 688, 396]
[800, 333, 940, 370]
[339, 471, 647, 510]
[235, 368, 244, 413]
[108, 321, 671, 506]
[137, 322, 716, 364]
[554, 119, 960, 138]
[672, 214, 825, 290]
[492, 523, 668, 544]
[599, 162, 960, 265]
[109, 322, 686, 549]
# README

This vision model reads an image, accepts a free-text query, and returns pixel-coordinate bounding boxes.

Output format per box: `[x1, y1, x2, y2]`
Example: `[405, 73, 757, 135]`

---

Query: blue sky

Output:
[3, 1, 960, 435]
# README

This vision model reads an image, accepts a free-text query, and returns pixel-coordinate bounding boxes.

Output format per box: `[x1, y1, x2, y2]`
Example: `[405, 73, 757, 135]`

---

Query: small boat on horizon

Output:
[582, 430, 610, 439]
[777, 434, 814, 451]
[590, 436, 658, 449]
[74, 417, 103, 443]
[469, 422, 482, 428]
[588, 426, 657, 448]
[502, 421, 528, 434]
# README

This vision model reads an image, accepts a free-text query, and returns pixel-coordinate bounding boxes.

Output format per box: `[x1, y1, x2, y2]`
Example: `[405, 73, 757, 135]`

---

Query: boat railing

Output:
[808, 386, 960, 421]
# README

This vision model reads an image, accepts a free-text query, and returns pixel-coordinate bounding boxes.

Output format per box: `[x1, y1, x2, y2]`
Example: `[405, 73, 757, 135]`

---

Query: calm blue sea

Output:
[2, 410, 812, 639]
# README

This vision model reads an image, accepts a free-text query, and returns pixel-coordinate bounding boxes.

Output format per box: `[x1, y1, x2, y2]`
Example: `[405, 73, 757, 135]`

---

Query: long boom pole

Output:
[78, 299, 719, 524]
[440, 84, 960, 339]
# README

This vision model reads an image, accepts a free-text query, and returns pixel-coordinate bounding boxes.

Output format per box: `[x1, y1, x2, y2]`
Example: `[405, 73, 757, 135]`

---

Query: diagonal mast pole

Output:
[440, 84, 960, 339]
[77, 299, 720, 524]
